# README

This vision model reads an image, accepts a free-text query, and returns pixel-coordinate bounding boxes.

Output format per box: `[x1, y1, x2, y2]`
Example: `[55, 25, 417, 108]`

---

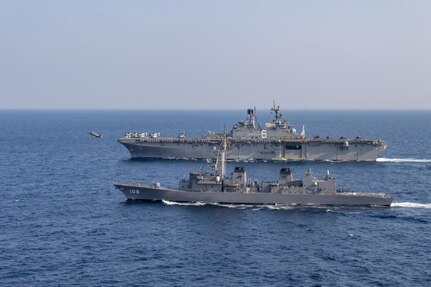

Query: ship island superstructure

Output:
[118, 103, 386, 162]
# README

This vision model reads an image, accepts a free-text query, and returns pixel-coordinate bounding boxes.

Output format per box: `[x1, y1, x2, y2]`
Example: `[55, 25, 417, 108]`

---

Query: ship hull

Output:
[114, 184, 393, 206]
[118, 138, 386, 162]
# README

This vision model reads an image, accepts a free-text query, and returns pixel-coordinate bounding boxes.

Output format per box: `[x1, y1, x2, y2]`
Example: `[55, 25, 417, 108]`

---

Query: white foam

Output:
[391, 202, 431, 209]
[211, 203, 291, 210]
[162, 200, 431, 209]
[210, 203, 250, 209]
[265, 204, 297, 210]
[161, 200, 206, 206]
[377, 158, 431, 163]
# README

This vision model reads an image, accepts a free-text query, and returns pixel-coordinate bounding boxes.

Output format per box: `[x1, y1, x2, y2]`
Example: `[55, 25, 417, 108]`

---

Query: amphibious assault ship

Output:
[114, 135, 393, 206]
[118, 103, 386, 162]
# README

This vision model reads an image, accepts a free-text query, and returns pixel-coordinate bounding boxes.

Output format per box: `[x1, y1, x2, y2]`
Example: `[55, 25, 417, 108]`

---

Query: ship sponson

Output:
[118, 105, 387, 162]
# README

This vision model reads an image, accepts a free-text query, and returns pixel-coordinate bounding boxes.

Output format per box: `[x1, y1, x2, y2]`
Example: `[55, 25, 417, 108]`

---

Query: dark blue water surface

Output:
[1, 110, 430, 286]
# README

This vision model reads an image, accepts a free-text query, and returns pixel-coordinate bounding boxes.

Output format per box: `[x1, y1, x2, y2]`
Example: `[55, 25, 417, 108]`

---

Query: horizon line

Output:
[1, 107, 431, 111]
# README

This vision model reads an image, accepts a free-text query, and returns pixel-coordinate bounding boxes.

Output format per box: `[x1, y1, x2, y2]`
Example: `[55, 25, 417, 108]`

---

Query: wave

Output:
[211, 204, 330, 211]
[265, 204, 298, 210]
[161, 200, 206, 206]
[391, 202, 431, 209]
[377, 158, 431, 163]
[161, 201, 299, 210]
[210, 203, 251, 209]
[162, 200, 431, 209]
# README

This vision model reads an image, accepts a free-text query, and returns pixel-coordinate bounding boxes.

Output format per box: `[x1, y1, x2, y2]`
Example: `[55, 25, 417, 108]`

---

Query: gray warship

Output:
[118, 103, 387, 162]
[114, 136, 393, 206]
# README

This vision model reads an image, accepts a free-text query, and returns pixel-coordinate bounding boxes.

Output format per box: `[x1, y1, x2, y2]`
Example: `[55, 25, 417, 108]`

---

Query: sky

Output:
[0, 0, 430, 109]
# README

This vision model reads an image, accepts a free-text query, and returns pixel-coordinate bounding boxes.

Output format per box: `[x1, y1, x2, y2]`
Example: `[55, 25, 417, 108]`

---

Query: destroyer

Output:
[118, 102, 386, 161]
[114, 135, 393, 206]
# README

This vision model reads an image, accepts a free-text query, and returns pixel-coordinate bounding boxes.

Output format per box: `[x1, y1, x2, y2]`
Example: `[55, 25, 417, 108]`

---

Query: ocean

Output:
[0, 110, 430, 286]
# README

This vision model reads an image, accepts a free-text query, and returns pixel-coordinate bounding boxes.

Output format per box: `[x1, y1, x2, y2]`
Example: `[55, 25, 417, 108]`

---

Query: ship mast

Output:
[213, 126, 227, 179]
[271, 100, 282, 121]
[220, 126, 227, 179]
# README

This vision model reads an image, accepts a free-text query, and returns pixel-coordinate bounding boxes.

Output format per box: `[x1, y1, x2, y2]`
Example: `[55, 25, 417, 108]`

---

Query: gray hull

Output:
[118, 138, 386, 162]
[114, 184, 393, 206]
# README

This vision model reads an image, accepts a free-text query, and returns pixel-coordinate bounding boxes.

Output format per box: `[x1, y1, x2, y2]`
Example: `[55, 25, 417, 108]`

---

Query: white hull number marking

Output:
[130, 189, 140, 194]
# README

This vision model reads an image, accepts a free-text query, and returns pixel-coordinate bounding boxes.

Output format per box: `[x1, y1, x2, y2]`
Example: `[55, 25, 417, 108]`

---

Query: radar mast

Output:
[213, 126, 227, 179]
[271, 100, 283, 121]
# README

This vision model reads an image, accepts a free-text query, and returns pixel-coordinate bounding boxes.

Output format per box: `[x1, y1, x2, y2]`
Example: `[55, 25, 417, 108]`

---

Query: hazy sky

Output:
[1, 0, 430, 109]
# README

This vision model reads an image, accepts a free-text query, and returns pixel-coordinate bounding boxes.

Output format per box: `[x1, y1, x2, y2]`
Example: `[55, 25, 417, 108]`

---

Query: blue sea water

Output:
[0, 110, 430, 286]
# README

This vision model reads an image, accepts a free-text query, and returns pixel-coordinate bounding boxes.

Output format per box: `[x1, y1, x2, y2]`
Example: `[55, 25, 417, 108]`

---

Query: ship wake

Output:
[161, 201, 329, 211]
[161, 200, 431, 209]
[391, 202, 431, 209]
[161, 200, 206, 206]
[377, 158, 431, 163]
